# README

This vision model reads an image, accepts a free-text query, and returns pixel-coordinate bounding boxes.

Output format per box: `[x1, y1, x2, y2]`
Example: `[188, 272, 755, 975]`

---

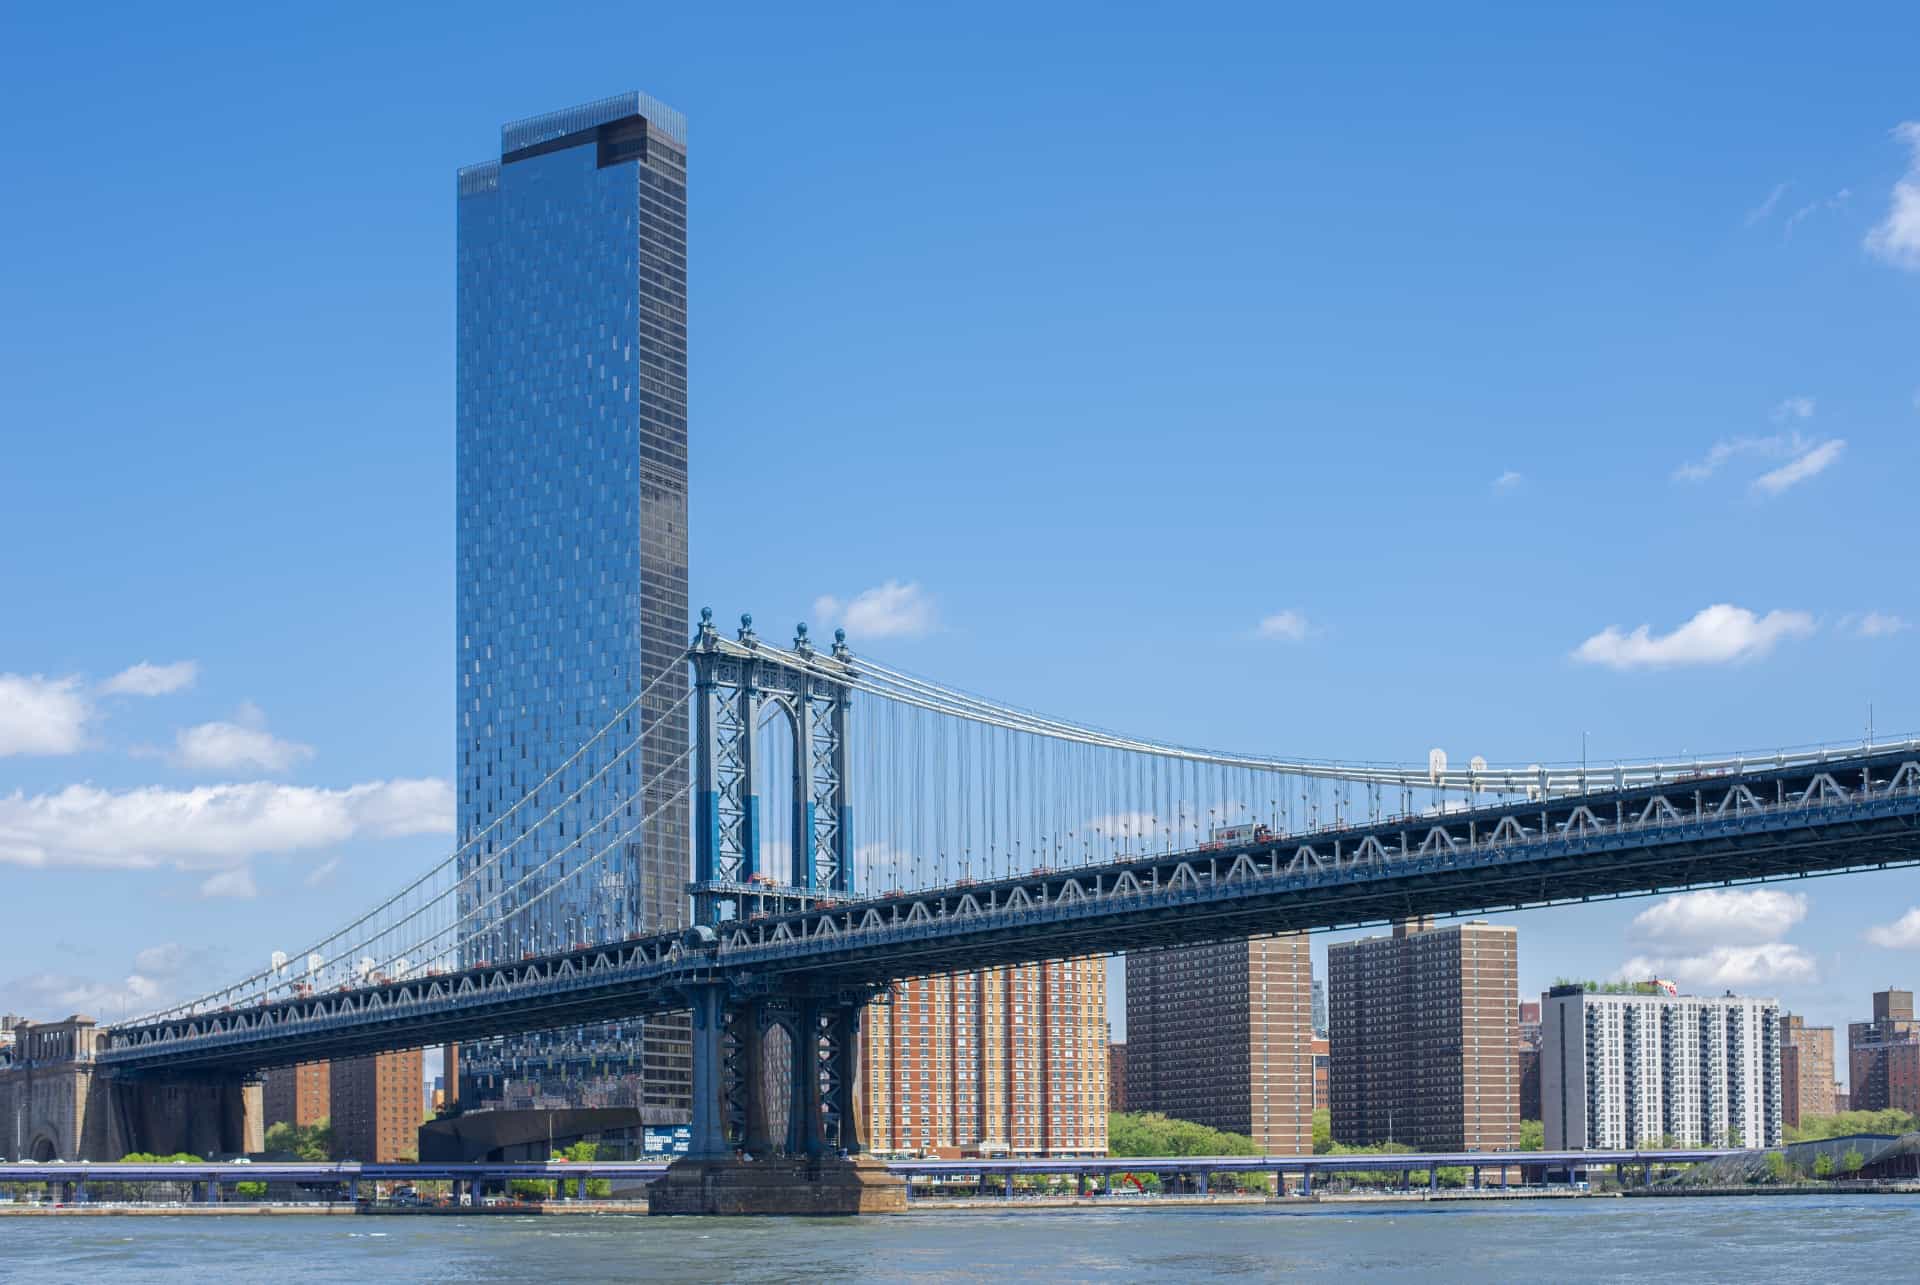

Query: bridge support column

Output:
[737, 1000, 774, 1158]
[1004, 1171, 1015, 1199]
[828, 1002, 866, 1156]
[647, 984, 905, 1215]
[1301, 1168, 1312, 1196]
[1196, 1171, 1208, 1196]
[785, 1000, 826, 1158]
[1428, 1168, 1438, 1193]
[1471, 1166, 1480, 1190]
[685, 983, 731, 1160]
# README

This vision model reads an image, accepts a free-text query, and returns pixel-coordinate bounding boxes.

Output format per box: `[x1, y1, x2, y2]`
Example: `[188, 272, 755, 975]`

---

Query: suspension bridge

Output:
[6, 608, 1918, 1211]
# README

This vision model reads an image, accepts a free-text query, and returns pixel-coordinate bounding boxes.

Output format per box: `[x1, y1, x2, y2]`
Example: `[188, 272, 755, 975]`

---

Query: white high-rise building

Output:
[1541, 985, 1781, 1150]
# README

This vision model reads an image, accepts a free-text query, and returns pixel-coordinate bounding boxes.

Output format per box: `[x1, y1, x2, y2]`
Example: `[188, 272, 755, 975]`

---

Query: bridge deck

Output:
[88, 747, 1920, 1073]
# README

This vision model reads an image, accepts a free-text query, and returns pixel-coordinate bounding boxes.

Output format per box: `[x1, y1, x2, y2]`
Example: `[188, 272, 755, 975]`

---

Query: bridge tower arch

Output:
[690, 609, 854, 925]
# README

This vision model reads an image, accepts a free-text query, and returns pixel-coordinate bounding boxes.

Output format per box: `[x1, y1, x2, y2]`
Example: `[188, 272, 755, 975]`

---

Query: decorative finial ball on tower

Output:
[741, 612, 753, 630]
[834, 628, 846, 645]
[796, 622, 809, 638]
[700, 606, 713, 624]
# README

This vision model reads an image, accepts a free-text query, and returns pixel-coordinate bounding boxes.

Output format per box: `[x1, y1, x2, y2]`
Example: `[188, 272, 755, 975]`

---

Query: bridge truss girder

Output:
[95, 749, 1920, 1081]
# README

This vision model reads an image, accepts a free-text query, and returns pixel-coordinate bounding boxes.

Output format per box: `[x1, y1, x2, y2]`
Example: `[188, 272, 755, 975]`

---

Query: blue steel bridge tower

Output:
[454, 93, 690, 1115]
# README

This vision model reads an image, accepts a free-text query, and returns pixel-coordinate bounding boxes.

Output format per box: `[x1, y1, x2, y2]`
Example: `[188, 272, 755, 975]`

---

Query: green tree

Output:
[1763, 1152, 1790, 1183]
[1728, 1127, 1744, 1149]
[556, 1140, 611, 1197]
[234, 1180, 267, 1199]
[1311, 1110, 1332, 1155]
[1842, 1147, 1866, 1175]
[1784, 1108, 1917, 1144]
[1517, 1119, 1544, 1151]
[262, 1116, 332, 1161]
[1108, 1113, 1260, 1159]
[1813, 1153, 1835, 1178]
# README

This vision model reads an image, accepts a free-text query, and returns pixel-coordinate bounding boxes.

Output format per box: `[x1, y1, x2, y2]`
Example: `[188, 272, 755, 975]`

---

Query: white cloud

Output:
[1572, 603, 1816, 670]
[4, 943, 208, 1021]
[1255, 611, 1311, 642]
[131, 943, 197, 976]
[101, 660, 198, 697]
[1744, 182, 1789, 227]
[1492, 470, 1524, 492]
[1867, 908, 1920, 949]
[304, 856, 341, 888]
[1840, 611, 1910, 639]
[0, 778, 454, 872]
[812, 581, 936, 640]
[6, 969, 163, 1020]
[0, 673, 92, 757]
[1866, 122, 1920, 270]
[1782, 190, 1851, 238]
[199, 866, 258, 899]
[1753, 438, 1844, 495]
[1672, 428, 1840, 493]
[1672, 432, 1796, 483]
[1621, 888, 1817, 991]
[1769, 396, 1816, 423]
[0, 662, 208, 758]
[1618, 943, 1816, 990]
[173, 704, 313, 773]
[1630, 889, 1807, 948]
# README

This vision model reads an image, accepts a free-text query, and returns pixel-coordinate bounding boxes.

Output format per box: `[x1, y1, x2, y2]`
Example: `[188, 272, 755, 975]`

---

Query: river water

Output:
[1, 1196, 1904, 1282]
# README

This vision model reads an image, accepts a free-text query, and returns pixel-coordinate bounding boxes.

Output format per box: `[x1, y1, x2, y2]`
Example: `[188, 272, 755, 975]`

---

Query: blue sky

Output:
[3, 3, 1918, 1066]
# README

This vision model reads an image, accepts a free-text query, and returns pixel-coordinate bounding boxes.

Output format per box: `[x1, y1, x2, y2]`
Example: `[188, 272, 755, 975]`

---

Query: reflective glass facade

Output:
[455, 93, 690, 1114]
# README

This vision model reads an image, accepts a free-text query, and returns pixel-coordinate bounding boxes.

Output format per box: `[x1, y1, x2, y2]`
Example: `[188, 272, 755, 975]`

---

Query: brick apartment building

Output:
[330, 1049, 425, 1162]
[864, 959, 1107, 1157]
[1125, 933, 1315, 1154]
[1780, 1013, 1836, 1127]
[1327, 918, 1519, 1151]
[262, 1060, 331, 1130]
[1848, 989, 1920, 1113]
[1311, 1036, 1329, 1113]
[1518, 1001, 1543, 1122]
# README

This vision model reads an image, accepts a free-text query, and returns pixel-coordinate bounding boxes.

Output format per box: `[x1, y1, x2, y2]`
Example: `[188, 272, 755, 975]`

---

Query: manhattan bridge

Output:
[8, 607, 1920, 1208]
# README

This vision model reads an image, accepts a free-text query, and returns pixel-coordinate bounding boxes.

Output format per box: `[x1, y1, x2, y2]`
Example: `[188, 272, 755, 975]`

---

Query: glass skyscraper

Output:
[454, 92, 690, 1115]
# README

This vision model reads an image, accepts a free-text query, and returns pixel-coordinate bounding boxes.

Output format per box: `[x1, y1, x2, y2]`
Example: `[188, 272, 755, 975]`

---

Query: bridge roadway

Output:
[1, 1148, 1734, 1191]
[97, 744, 1920, 1074]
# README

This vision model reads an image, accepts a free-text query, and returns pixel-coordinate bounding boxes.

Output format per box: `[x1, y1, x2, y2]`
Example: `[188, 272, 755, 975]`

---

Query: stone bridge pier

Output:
[0, 1015, 262, 1161]
[106, 1074, 265, 1159]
